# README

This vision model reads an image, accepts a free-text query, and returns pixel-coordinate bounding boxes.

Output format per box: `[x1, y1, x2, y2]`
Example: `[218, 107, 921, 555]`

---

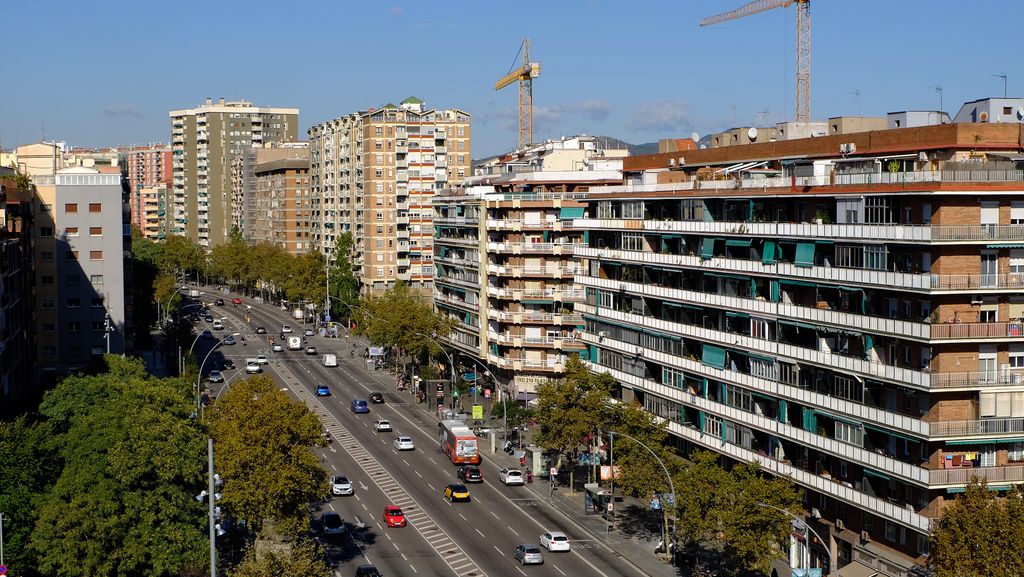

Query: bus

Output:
[439, 420, 480, 465]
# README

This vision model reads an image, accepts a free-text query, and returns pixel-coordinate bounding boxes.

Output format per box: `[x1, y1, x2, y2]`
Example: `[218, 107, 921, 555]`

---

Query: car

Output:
[201, 330, 214, 339]
[305, 346, 317, 355]
[315, 384, 331, 397]
[499, 468, 525, 486]
[331, 475, 353, 496]
[369, 392, 385, 404]
[256, 355, 269, 365]
[255, 326, 267, 334]
[206, 370, 224, 383]
[354, 566, 382, 577]
[304, 328, 315, 337]
[222, 335, 235, 345]
[222, 359, 235, 370]
[231, 298, 242, 305]
[374, 419, 392, 432]
[513, 544, 544, 565]
[245, 362, 261, 374]
[271, 343, 284, 352]
[444, 483, 470, 502]
[539, 531, 571, 552]
[212, 319, 224, 330]
[393, 436, 415, 451]
[456, 466, 483, 483]
[281, 324, 293, 333]
[321, 512, 346, 536]
[382, 505, 407, 527]
[214, 298, 224, 306]
[204, 314, 214, 322]
[351, 399, 369, 414]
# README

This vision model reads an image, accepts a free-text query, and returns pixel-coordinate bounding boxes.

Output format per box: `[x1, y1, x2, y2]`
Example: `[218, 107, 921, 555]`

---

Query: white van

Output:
[322, 354, 338, 367]
[287, 336, 303, 351]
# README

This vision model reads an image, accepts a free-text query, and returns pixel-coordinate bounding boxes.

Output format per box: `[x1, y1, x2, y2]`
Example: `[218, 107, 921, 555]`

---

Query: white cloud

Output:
[389, 6, 404, 16]
[101, 105, 144, 119]
[629, 100, 692, 133]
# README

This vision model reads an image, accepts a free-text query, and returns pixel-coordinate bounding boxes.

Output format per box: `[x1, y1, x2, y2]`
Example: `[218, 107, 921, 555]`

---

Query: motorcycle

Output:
[503, 440, 514, 454]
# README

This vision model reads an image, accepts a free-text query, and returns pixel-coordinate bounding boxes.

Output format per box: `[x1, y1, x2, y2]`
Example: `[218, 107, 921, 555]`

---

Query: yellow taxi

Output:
[444, 483, 471, 502]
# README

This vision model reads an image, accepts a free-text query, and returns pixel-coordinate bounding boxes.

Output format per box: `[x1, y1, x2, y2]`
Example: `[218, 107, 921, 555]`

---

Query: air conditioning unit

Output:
[835, 519, 845, 531]
[839, 142, 857, 155]
[860, 530, 871, 542]
[811, 508, 822, 519]
[971, 295, 984, 305]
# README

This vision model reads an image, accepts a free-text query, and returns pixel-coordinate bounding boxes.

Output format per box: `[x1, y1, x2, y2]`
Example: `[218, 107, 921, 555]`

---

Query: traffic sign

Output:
[452, 390, 460, 398]
[1, 564, 8, 575]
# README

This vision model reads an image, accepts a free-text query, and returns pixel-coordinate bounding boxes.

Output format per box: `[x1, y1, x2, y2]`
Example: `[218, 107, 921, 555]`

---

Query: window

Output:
[65, 227, 78, 236]
[65, 203, 78, 213]
[89, 227, 102, 236]
[376, 225, 384, 234]
[835, 420, 863, 446]
[40, 299, 54, 309]
[1010, 250, 1024, 274]
[833, 375, 863, 402]
[622, 201, 644, 219]
[68, 322, 81, 332]
[90, 274, 104, 284]
[375, 126, 383, 135]
[597, 201, 614, 219]
[835, 245, 863, 268]
[91, 321, 106, 332]
[724, 385, 753, 412]
[375, 169, 383, 177]
[90, 298, 104, 308]
[376, 183, 383, 193]
[41, 251, 54, 261]
[681, 199, 702, 221]
[88, 202, 101, 213]
[884, 521, 897, 542]
[376, 267, 384, 276]
[41, 275, 54, 285]
[864, 245, 887, 270]
[865, 197, 893, 224]
[89, 250, 102, 260]
[376, 212, 384, 221]
[621, 234, 644, 251]
[40, 227, 53, 237]
[917, 534, 930, 556]
[66, 298, 80, 308]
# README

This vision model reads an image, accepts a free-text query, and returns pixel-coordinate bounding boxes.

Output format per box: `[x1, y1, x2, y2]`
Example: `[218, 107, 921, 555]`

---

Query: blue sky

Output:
[2, 1, 1019, 157]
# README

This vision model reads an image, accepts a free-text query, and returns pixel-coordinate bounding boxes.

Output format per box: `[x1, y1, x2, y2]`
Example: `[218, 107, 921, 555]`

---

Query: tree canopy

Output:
[930, 479, 1024, 577]
[533, 356, 616, 456]
[352, 282, 456, 360]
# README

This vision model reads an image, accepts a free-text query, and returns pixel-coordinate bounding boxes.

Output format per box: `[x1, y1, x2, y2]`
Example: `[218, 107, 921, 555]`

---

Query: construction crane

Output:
[495, 38, 541, 149]
[701, 0, 811, 123]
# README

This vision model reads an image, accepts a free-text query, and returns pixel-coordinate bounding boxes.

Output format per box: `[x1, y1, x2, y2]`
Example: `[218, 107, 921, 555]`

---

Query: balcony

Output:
[487, 264, 582, 278]
[487, 354, 564, 372]
[931, 224, 1024, 242]
[488, 242, 587, 255]
[931, 417, 1024, 439]
[396, 171, 408, 182]
[930, 273, 1024, 291]
[930, 321, 1024, 341]
[434, 216, 475, 225]
[929, 463, 1024, 487]
[486, 218, 565, 231]
[576, 218, 932, 244]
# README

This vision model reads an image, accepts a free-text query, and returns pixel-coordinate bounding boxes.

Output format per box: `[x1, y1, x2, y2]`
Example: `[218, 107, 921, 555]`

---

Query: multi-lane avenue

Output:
[191, 292, 651, 577]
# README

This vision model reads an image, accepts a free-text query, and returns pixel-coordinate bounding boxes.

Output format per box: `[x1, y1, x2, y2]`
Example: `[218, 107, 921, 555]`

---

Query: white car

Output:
[393, 436, 415, 451]
[245, 362, 261, 374]
[374, 419, 393, 432]
[540, 531, 571, 552]
[271, 343, 284, 352]
[281, 325, 293, 333]
[499, 468, 525, 486]
[331, 475, 354, 496]
[256, 355, 269, 365]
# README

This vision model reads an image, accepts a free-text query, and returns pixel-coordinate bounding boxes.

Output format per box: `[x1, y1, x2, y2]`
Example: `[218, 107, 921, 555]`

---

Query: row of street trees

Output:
[0, 356, 334, 576]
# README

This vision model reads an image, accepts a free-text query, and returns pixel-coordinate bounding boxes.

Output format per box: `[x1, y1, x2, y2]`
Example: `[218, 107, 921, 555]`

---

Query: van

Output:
[322, 354, 338, 367]
[292, 308, 304, 320]
[287, 336, 303, 350]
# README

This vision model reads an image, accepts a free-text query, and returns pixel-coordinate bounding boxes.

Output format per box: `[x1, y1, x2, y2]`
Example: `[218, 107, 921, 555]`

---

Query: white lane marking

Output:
[385, 533, 392, 542]
[415, 470, 423, 478]
[475, 528, 485, 538]
[458, 513, 467, 521]
[516, 567, 527, 576]
[507, 525, 519, 536]
[554, 565, 567, 575]
[361, 503, 368, 511]
[409, 565, 418, 574]
[427, 483, 436, 491]
[403, 459, 410, 467]
[490, 511, 500, 520]
[492, 545, 505, 556]
[328, 503, 335, 511]
[401, 553, 408, 561]
[428, 457, 437, 465]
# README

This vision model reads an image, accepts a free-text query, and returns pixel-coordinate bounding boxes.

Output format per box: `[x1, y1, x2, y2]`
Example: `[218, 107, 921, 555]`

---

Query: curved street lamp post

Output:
[607, 430, 677, 562]
[196, 333, 240, 413]
[756, 502, 834, 576]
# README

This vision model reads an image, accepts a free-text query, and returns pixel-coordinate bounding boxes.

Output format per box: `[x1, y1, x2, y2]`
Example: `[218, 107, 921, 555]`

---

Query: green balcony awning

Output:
[794, 242, 815, 267]
[725, 311, 750, 319]
[947, 438, 1024, 445]
[779, 319, 817, 331]
[725, 238, 752, 248]
[700, 237, 717, 260]
[702, 344, 726, 369]
[779, 278, 817, 288]
[863, 468, 892, 481]
[559, 207, 585, 219]
[762, 240, 777, 264]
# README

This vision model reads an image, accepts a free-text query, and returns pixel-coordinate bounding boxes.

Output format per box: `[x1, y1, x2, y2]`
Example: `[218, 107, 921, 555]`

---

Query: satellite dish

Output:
[1016, 107, 1024, 122]
[691, 132, 700, 143]
[747, 127, 758, 141]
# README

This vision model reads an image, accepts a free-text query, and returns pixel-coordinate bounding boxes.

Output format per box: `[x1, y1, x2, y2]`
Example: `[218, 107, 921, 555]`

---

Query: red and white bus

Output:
[438, 420, 480, 465]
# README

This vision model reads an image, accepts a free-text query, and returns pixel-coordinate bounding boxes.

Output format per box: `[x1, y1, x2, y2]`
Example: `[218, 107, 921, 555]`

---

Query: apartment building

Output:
[135, 184, 170, 240]
[230, 143, 310, 242]
[122, 144, 172, 235]
[170, 98, 299, 247]
[433, 136, 624, 395]
[308, 97, 471, 292]
[249, 151, 312, 255]
[0, 170, 35, 412]
[33, 167, 129, 376]
[572, 106, 1024, 577]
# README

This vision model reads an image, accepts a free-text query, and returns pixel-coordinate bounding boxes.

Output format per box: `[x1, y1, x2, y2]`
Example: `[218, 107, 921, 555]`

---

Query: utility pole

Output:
[607, 431, 615, 536]
[1, 511, 8, 566]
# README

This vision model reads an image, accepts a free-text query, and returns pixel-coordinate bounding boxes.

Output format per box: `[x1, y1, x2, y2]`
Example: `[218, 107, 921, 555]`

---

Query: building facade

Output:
[572, 118, 1024, 576]
[308, 97, 471, 292]
[434, 136, 624, 394]
[0, 171, 35, 411]
[33, 167, 129, 376]
[135, 184, 170, 240]
[170, 98, 299, 247]
[122, 144, 172, 235]
[231, 143, 309, 242]
[249, 153, 312, 255]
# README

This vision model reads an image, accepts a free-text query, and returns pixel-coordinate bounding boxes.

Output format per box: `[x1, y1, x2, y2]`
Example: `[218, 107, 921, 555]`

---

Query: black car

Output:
[457, 466, 483, 483]
[214, 298, 224, 306]
[369, 392, 385, 404]
[255, 327, 267, 335]
[204, 314, 214, 322]
[355, 566, 382, 577]
[222, 359, 235, 370]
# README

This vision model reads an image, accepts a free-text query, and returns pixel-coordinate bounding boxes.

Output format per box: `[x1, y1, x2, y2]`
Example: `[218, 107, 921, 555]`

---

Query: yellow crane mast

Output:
[701, 0, 811, 123]
[495, 38, 541, 149]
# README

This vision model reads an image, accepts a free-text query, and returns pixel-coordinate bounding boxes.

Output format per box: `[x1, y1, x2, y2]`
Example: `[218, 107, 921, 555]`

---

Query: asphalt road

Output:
[191, 292, 649, 577]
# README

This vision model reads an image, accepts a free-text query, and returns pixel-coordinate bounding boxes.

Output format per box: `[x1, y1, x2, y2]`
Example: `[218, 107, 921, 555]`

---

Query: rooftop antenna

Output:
[727, 103, 737, 128]
[41, 121, 46, 143]
[930, 85, 944, 111]
[849, 89, 861, 116]
[756, 109, 770, 124]
[992, 73, 1008, 98]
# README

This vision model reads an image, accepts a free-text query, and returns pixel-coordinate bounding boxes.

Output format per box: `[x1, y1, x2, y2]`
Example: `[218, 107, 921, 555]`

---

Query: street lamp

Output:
[197, 333, 240, 413]
[606, 430, 677, 562]
[159, 287, 182, 326]
[756, 502, 834, 576]
[415, 331, 456, 412]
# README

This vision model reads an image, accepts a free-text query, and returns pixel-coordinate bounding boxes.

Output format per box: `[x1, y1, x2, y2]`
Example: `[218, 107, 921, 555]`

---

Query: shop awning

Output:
[559, 207, 586, 219]
[702, 344, 727, 369]
[838, 561, 879, 577]
[794, 242, 816, 267]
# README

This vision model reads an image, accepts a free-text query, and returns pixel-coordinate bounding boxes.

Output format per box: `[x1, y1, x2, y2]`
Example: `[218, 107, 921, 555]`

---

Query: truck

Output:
[322, 354, 337, 367]
[287, 336, 303, 350]
[292, 308, 305, 320]
[188, 289, 200, 298]
[438, 420, 480, 465]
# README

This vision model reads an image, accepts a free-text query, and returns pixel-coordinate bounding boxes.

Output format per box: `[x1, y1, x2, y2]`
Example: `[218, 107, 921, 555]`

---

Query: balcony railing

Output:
[929, 464, 1024, 486]
[928, 369, 1024, 389]
[930, 321, 1024, 340]
[485, 218, 566, 231]
[930, 273, 1024, 290]
[931, 417, 1024, 438]
[931, 224, 1024, 241]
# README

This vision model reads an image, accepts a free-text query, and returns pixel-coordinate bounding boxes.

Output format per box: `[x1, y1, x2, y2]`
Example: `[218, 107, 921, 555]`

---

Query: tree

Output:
[27, 356, 209, 576]
[930, 479, 1024, 577]
[491, 398, 534, 432]
[353, 282, 456, 361]
[603, 401, 677, 499]
[229, 536, 332, 577]
[328, 232, 360, 322]
[0, 416, 59, 574]
[533, 356, 615, 457]
[158, 234, 205, 280]
[208, 376, 327, 536]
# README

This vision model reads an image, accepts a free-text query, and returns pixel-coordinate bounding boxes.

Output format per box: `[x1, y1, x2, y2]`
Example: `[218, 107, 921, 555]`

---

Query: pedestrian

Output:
[526, 468, 533, 483]
[520, 454, 527, 467]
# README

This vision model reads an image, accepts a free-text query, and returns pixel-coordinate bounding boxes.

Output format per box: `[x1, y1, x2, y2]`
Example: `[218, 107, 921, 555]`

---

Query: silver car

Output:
[331, 475, 354, 496]
[513, 544, 544, 565]
[393, 436, 415, 451]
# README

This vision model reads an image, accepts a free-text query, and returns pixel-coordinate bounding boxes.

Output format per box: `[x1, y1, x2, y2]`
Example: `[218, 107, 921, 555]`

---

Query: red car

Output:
[383, 505, 407, 527]
[231, 298, 242, 305]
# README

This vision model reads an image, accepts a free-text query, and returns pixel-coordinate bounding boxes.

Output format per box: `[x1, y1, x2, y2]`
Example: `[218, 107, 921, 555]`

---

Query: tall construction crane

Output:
[495, 38, 541, 149]
[701, 0, 811, 123]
